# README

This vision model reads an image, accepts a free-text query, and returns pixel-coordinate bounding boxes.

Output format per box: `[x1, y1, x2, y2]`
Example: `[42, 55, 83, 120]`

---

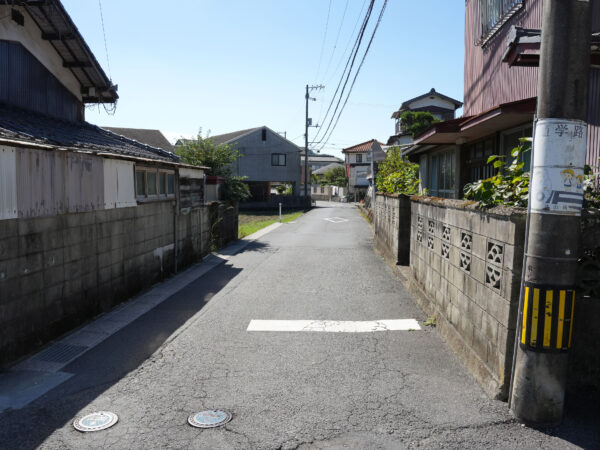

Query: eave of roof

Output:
[11, 0, 118, 103]
[406, 98, 536, 153]
[503, 26, 600, 67]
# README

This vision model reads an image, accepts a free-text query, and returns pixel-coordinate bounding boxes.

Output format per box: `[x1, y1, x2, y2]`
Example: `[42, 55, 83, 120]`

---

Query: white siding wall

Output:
[103, 159, 136, 209]
[0, 146, 17, 219]
[15, 148, 105, 218]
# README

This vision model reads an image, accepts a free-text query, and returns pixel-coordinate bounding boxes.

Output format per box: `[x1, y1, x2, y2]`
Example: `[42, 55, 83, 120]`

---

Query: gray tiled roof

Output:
[103, 127, 174, 152]
[0, 103, 178, 162]
[208, 127, 262, 145]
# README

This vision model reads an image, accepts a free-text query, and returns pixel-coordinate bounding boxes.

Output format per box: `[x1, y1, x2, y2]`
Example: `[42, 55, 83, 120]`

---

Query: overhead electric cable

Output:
[314, 0, 332, 81]
[98, 0, 112, 80]
[315, 0, 388, 152]
[312, 0, 375, 145]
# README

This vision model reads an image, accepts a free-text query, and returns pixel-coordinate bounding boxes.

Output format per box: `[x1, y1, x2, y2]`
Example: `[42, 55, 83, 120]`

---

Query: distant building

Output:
[342, 140, 386, 200]
[207, 126, 302, 201]
[387, 88, 462, 146]
[103, 127, 174, 153]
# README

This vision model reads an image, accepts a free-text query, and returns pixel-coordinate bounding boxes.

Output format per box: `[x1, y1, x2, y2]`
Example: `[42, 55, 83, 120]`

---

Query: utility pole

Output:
[304, 84, 324, 197]
[510, 0, 592, 426]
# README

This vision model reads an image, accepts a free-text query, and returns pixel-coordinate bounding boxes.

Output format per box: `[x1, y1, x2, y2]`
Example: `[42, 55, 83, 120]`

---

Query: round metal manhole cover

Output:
[188, 410, 232, 428]
[73, 411, 118, 432]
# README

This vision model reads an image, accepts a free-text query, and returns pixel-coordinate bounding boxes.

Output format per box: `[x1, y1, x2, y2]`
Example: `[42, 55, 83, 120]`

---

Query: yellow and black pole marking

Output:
[520, 284, 575, 352]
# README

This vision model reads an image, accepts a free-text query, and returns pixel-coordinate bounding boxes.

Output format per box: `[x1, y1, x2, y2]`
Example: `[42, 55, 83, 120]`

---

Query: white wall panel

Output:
[103, 159, 136, 209]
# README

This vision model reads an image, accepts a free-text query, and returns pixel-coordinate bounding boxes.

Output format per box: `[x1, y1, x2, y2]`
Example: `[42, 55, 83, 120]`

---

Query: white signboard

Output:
[530, 119, 587, 215]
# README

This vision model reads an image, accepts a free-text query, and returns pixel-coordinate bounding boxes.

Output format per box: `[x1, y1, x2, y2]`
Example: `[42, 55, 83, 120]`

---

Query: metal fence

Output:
[474, 0, 524, 46]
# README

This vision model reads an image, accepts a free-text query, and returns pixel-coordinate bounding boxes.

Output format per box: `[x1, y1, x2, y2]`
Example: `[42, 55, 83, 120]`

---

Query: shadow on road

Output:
[0, 245, 260, 450]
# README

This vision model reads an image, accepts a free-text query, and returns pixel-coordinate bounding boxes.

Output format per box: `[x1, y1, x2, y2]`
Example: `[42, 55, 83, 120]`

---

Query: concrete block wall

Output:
[409, 197, 526, 399]
[0, 201, 237, 368]
[374, 194, 411, 265]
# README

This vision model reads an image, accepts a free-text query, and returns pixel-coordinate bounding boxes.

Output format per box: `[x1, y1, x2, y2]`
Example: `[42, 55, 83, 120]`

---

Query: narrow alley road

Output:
[0, 203, 595, 449]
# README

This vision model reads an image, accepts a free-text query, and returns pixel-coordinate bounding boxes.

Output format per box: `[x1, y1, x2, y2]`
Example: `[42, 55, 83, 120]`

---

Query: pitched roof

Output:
[103, 127, 174, 152]
[313, 163, 345, 175]
[208, 127, 263, 145]
[18, 0, 117, 103]
[300, 154, 344, 163]
[0, 103, 178, 162]
[342, 139, 385, 153]
[391, 88, 463, 119]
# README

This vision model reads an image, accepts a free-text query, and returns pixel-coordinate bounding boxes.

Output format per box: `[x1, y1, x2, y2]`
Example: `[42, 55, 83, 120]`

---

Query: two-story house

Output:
[342, 139, 386, 200]
[388, 88, 463, 147]
[208, 126, 302, 202]
[403, 0, 600, 199]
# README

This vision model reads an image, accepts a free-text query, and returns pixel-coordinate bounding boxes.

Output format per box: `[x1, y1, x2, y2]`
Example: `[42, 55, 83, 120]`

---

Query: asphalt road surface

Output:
[0, 202, 598, 449]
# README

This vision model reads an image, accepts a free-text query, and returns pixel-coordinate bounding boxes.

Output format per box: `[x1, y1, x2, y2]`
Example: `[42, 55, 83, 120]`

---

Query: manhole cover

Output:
[188, 410, 232, 428]
[73, 411, 118, 432]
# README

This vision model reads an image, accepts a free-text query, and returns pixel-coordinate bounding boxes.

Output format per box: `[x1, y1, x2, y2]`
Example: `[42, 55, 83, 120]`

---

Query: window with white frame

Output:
[135, 167, 175, 199]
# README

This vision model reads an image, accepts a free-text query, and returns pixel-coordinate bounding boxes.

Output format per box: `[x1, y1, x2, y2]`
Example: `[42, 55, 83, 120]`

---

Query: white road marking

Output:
[247, 319, 421, 332]
[324, 217, 349, 223]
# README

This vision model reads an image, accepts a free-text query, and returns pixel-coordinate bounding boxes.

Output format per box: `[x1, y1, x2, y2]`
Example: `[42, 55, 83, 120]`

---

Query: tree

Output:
[375, 146, 420, 195]
[319, 166, 348, 187]
[176, 130, 240, 177]
[176, 129, 250, 204]
[400, 111, 440, 137]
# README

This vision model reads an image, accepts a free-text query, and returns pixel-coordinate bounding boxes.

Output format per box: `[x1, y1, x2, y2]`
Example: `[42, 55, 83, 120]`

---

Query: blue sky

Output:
[63, 1, 465, 158]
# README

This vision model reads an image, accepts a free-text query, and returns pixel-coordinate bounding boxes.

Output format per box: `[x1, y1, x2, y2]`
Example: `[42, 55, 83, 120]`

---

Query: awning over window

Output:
[403, 97, 536, 157]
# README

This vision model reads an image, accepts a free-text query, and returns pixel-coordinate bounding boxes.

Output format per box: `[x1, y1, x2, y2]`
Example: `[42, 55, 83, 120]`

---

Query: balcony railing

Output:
[474, 0, 524, 46]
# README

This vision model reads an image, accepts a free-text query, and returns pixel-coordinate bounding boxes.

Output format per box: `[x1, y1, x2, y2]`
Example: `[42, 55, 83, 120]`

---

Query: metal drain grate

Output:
[35, 343, 87, 363]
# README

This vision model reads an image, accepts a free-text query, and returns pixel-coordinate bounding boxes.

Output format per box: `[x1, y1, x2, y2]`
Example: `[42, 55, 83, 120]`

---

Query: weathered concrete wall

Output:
[0, 201, 237, 368]
[569, 208, 600, 393]
[374, 194, 411, 265]
[409, 197, 526, 399]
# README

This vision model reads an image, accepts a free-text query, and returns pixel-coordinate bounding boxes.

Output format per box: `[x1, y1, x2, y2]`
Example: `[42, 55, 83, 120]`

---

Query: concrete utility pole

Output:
[510, 0, 592, 426]
[304, 84, 324, 197]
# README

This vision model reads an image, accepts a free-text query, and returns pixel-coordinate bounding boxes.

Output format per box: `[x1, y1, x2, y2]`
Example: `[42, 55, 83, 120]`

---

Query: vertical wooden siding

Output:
[464, 0, 542, 117]
[0, 40, 80, 121]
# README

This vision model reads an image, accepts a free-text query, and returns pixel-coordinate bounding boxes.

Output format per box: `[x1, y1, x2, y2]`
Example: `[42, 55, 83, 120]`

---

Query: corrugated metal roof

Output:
[0, 103, 179, 162]
[208, 127, 263, 145]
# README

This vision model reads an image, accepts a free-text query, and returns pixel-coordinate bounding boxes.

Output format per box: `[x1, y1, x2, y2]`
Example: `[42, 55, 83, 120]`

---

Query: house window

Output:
[501, 125, 532, 171]
[271, 153, 286, 166]
[474, 0, 524, 46]
[356, 154, 363, 163]
[321, 186, 325, 193]
[135, 167, 176, 200]
[465, 138, 495, 184]
[429, 149, 456, 199]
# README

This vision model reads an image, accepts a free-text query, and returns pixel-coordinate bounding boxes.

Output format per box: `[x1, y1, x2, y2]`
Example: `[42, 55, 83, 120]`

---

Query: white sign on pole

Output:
[530, 119, 587, 216]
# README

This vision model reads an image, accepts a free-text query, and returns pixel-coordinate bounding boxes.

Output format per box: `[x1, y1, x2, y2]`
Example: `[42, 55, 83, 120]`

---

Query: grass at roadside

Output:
[238, 210, 305, 238]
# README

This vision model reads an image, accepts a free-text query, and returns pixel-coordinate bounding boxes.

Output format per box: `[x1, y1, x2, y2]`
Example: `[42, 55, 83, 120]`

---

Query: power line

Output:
[315, 0, 388, 152]
[98, 0, 112, 80]
[321, 0, 350, 83]
[312, 0, 375, 146]
[314, 0, 332, 81]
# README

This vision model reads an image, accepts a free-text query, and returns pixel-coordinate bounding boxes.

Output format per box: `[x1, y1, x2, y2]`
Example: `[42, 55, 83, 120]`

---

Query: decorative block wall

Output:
[409, 198, 526, 399]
